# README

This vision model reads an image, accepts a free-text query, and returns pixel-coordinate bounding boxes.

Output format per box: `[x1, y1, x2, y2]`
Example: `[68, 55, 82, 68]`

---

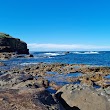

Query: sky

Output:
[0, 0, 110, 51]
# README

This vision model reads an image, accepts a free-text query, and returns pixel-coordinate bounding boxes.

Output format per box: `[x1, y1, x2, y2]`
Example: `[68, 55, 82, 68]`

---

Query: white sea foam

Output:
[73, 51, 99, 54]
[44, 53, 61, 56]
[20, 62, 38, 66]
[86, 51, 99, 54]
[73, 52, 80, 54]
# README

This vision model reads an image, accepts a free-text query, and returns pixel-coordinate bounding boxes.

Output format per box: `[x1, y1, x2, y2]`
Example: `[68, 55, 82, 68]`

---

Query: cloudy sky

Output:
[0, 0, 110, 51]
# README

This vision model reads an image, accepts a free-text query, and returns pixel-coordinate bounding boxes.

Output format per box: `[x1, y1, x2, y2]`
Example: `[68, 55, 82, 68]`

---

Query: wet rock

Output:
[0, 62, 6, 66]
[0, 74, 12, 82]
[25, 54, 34, 58]
[11, 77, 49, 90]
[65, 51, 70, 54]
[49, 81, 62, 91]
[16, 54, 34, 58]
[81, 77, 93, 87]
[18, 74, 34, 81]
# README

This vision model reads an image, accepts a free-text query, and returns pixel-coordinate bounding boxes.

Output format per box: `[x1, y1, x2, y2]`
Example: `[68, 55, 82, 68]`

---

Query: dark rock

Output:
[27, 54, 34, 57]
[16, 54, 34, 58]
[0, 33, 29, 54]
[18, 74, 34, 81]
[65, 51, 70, 54]
[0, 74, 12, 82]
[36, 90, 56, 105]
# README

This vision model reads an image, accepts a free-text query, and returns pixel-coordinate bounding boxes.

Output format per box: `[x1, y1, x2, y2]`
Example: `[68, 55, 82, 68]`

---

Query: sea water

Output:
[1, 51, 110, 70]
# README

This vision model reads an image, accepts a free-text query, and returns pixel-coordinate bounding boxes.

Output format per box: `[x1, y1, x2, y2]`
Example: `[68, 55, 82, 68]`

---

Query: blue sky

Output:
[0, 0, 110, 51]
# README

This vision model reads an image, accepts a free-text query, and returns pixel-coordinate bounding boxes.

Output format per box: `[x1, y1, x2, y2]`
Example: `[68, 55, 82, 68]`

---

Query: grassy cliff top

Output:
[0, 33, 12, 38]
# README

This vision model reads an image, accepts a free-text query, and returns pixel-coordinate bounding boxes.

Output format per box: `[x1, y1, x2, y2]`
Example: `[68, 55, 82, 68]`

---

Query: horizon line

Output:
[27, 43, 110, 51]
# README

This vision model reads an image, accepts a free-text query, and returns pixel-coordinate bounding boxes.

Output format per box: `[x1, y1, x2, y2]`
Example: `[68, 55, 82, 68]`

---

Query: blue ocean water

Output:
[1, 51, 110, 70]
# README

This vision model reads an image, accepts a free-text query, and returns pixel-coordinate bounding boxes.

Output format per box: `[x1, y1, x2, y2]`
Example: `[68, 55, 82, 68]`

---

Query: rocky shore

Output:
[0, 62, 110, 110]
[0, 33, 110, 109]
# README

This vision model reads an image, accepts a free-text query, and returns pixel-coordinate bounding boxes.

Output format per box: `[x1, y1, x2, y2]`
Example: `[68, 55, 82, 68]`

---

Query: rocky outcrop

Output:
[0, 33, 29, 54]
[0, 88, 51, 110]
[0, 72, 63, 110]
[1, 63, 110, 110]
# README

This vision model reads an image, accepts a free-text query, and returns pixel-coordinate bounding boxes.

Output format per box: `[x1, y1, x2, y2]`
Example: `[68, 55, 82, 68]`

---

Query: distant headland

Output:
[0, 33, 32, 60]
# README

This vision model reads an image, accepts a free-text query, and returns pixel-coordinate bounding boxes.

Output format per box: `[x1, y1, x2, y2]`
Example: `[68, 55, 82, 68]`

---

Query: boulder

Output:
[56, 84, 110, 110]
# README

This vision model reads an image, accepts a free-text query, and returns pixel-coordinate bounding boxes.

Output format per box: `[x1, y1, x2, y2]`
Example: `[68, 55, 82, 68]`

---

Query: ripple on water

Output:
[104, 74, 110, 79]
[46, 71, 57, 75]
[65, 72, 83, 78]
[45, 72, 83, 86]
[93, 83, 101, 89]
[46, 87, 57, 94]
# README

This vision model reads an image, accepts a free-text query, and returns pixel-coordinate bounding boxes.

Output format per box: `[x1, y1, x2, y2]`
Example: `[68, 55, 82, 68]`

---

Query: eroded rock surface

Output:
[56, 84, 110, 110]
[0, 88, 48, 110]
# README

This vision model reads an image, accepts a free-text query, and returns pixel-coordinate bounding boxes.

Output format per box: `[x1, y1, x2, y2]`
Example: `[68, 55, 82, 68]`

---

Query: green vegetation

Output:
[0, 33, 12, 38]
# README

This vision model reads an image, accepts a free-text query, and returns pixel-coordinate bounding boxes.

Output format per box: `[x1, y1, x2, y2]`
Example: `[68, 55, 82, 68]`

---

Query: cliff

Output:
[0, 33, 29, 54]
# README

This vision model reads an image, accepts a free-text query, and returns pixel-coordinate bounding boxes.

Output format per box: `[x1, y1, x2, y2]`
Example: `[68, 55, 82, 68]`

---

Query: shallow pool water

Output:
[46, 71, 57, 75]
[93, 83, 101, 89]
[65, 72, 83, 78]
[46, 87, 57, 94]
[104, 74, 110, 79]
[45, 72, 83, 86]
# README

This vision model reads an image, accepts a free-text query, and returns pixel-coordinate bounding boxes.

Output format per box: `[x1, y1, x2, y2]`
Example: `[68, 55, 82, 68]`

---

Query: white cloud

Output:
[27, 43, 110, 51]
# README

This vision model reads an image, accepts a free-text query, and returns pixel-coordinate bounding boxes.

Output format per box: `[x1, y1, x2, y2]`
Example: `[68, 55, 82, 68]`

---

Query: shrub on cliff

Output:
[0, 33, 12, 38]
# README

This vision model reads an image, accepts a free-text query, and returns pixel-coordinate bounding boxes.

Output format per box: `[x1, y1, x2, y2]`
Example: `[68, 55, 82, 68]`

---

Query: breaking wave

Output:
[44, 52, 63, 56]
[73, 51, 99, 54]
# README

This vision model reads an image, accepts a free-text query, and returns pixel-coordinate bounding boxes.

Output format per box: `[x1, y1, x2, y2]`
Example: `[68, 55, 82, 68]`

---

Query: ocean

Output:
[1, 51, 110, 70]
